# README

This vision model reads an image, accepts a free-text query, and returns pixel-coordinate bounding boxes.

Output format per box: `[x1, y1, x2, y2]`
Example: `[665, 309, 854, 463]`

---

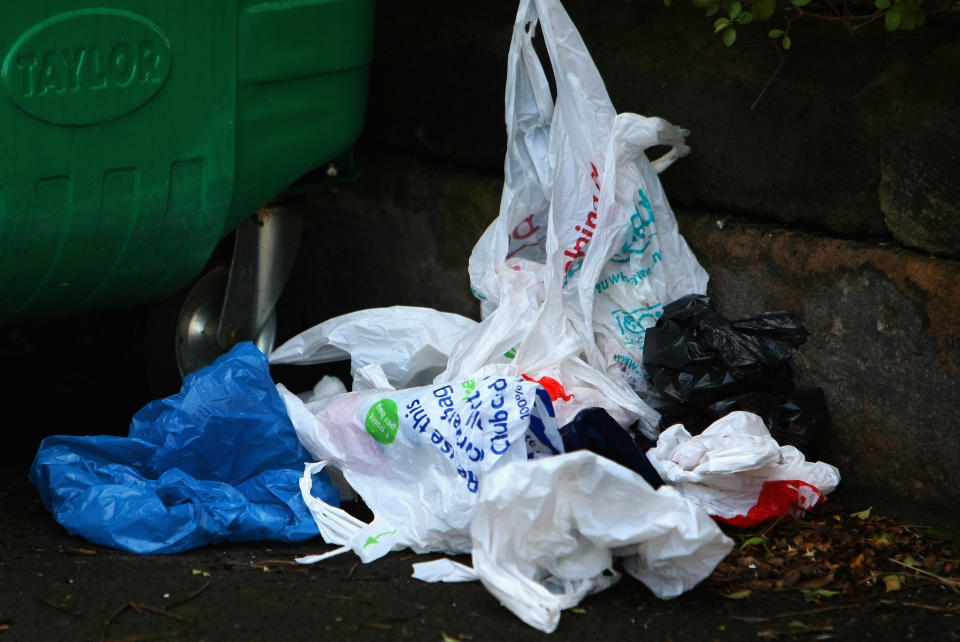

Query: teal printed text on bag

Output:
[610, 188, 659, 264]
[611, 303, 664, 347]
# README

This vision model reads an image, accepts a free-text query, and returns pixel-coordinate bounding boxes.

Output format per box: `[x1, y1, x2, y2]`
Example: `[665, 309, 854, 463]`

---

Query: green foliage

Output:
[676, 0, 948, 49]
[753, 0, 777, 19]
[711, 0, 754, 46]
[883, 0, 927, 31]
[740, 535, 768, 549]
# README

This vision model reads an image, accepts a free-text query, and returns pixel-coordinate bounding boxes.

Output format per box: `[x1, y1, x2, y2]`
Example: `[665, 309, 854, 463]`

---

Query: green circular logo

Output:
[365, 399, 399, 444]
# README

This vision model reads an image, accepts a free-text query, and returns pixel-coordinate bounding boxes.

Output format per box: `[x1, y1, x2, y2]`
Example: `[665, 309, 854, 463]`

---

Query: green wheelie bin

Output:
[0, 0, 374, 372]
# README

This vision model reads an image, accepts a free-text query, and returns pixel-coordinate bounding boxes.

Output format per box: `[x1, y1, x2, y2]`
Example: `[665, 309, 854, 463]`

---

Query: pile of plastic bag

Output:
[29, 0, 841, 634]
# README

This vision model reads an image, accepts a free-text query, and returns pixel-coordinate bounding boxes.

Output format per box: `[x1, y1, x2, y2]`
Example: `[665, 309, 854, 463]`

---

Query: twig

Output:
[102, 603, 131, 642]
[730, 603, 863, 621]
[849, 9, 886, 32]
[129, 603, 195, 624]
[347, 575, 391, 582]
[204, 560, 308, 574]
[164, 581, 212, 611]
[102, 599, 197, 642]
[346, 562, 359, 581]
[791, 5, 885, 23]
[888, 557, 960, 593]
[37, 598, 81, 618]
[253, 559, 304, 566]
[759, 505, 793, 537]
[108, 631, 192, 642]
[878, 599, 960, 613]
[823, 0, 844, 18]
[751, 42, 787, 111]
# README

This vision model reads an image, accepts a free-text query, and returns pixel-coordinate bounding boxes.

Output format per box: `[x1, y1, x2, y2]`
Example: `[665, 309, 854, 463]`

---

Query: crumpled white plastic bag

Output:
[413, 450, 733, 633]
[279, 374, 562, 563]
[269, 305, 477, 390]
[646, 411, 841, 526]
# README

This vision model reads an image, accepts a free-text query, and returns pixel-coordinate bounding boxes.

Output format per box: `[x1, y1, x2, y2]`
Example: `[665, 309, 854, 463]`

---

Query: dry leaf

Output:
[850, 507, 873, 520]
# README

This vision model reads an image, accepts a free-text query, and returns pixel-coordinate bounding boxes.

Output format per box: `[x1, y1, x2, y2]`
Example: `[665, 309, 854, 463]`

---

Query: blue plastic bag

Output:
[29, 342, 338, 554]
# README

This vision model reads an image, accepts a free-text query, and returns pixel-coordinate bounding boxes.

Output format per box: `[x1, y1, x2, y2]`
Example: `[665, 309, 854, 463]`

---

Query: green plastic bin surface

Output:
[0, 0, 374, 324]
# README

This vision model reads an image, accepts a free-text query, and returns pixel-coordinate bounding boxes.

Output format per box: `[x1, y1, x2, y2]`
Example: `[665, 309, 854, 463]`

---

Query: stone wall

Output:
[277, 1, 959, 509]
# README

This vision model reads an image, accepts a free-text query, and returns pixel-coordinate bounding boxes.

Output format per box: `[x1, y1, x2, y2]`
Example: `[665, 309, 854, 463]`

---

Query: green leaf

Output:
[571, 607, 588, 615]
[801, 588, 840, 601]
[900, 7, 916, 29]
[714, 17, 731, 31]
[885, 5, 902, 30]
[788, 621, 807, 629]
[782, 35, 792, 49]
[754, 0, 777, 19]
[692, 0, 713, 7]
[902, 556, 923, 568]
[729, 0, 742, 19]
[663, 0, 672, 6]
[724, 589, 752, 599]
[706, 3, 721, 16]
[741, 536, 767, 549]
[873, 532, 894, 546]
[723, 27, 737, 46]
[875, 0, 891, 8]
[791, 0, 812, 6]
[768, 28, 785, 37]
[917, 10, 926, 25]
[919, 528, 954, 542]
[737, 11, 754, 23]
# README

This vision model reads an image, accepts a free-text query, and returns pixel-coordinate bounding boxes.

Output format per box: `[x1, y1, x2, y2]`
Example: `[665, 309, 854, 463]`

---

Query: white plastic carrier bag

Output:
[278, 374, 562, 563]
[448, 0, 708, 436]
[646, 411, 841, 528]
[269, 305, 477, 391]
[412, 450, 734, 634]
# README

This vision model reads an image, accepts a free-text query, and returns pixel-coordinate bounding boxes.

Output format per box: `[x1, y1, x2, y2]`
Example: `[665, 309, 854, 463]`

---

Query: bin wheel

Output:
[174, 264, 277, 377]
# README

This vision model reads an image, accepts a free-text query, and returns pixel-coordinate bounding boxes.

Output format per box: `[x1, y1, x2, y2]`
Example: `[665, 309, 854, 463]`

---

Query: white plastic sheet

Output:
[414, 451, 734, 633]
[270, 305, 477, 390]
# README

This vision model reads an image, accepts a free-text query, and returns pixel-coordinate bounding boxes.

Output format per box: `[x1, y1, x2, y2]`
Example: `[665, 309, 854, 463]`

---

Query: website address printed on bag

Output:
[594, 261, 662, 294]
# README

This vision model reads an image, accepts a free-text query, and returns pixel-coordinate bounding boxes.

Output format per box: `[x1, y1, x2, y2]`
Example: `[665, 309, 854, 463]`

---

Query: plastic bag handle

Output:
[646, 120, 690, 175]
[518, 0, 687, 177]
[299, 460, 367, 546]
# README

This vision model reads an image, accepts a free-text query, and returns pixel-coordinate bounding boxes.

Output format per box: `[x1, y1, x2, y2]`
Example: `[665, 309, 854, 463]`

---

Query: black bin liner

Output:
[642, 294, 827, 457]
